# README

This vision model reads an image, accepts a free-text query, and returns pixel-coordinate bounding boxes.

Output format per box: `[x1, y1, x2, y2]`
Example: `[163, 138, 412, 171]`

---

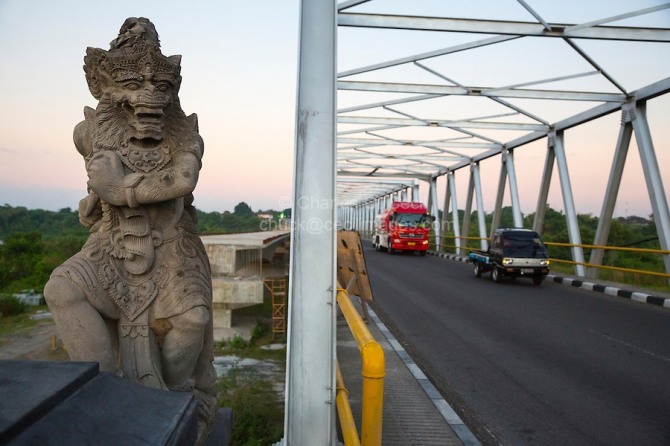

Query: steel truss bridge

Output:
[283, 1, 670, 444]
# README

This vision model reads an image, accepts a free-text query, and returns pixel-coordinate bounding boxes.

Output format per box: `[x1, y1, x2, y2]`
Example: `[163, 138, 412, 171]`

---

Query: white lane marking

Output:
[589, 329, 670, 364]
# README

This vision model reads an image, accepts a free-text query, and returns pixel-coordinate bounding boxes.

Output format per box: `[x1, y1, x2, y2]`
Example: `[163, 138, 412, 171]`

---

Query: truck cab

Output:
[373, 202, 431, 255]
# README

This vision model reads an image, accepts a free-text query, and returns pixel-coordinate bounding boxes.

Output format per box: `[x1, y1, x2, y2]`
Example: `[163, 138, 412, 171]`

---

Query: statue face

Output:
[108, 64, 176, 143]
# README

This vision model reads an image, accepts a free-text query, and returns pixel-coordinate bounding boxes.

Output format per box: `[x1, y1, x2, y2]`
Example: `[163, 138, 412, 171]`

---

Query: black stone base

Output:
[0, 360, 232, 445]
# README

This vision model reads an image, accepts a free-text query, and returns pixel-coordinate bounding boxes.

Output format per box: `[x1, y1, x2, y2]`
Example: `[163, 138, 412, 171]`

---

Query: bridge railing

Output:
[336, 286, 385, 446]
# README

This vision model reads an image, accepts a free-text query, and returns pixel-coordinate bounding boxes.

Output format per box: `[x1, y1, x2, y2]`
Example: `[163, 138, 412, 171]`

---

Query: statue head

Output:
[83, 17, 183, 143]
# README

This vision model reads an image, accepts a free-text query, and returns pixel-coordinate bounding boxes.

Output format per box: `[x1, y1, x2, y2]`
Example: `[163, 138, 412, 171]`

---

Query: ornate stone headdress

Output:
[83, 17, 182, 99]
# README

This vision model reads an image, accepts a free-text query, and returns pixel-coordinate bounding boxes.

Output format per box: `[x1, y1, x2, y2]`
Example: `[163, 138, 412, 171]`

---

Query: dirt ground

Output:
[0, 318, 69, 362]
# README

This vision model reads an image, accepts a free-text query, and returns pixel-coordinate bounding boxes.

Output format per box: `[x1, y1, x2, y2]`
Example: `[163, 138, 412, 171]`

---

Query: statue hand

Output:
[78, 192, 102, 227]
[86, 151, 126, 205]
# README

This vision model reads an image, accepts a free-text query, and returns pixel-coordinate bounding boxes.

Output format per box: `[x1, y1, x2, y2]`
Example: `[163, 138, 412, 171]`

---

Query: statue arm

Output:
[86, 149, 201, 208]
[129, 151, 201, 206]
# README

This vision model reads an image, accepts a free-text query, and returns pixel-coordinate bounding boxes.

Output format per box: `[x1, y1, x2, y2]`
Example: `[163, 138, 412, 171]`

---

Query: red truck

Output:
[373, 202, 431, 255]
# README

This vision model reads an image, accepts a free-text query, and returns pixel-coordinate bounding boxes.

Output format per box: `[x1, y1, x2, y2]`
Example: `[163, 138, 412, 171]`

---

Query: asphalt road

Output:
[363, 242, 670, 446]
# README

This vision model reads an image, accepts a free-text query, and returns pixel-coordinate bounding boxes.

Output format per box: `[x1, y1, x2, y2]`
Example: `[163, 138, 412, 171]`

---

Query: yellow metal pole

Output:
[336, 361, 361, 446]
[337, 288, 385, 446]
[360, 342, 384, 446]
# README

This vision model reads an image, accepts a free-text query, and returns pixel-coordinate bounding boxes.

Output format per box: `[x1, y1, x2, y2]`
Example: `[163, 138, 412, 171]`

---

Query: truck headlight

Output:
[502, 258, 513, 265]
[540, 259, 550, 266]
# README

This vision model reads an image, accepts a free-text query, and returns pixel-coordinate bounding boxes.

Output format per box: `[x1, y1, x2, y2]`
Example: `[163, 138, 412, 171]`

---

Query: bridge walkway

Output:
[336, 296, 478, 446]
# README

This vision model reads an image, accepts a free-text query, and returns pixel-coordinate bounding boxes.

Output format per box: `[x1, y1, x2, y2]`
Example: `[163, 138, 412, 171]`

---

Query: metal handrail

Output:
[337, 287, 385, 446]
[336, 361, 361, 446]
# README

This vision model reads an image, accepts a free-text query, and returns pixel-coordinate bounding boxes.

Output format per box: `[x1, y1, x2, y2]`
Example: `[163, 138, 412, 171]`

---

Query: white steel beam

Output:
[472, 163, 489, 251]
[338, 13, 670, 42]
[429, 178, 440, 250]
[504, 150, 523, 228]
[552, 131, 586, 276]
[491, 157, 507, 237]
[533, 139, 556, 235]
[448, 172, 462, 255]
[338, 80, 627, 102]
[630, 102, 670, 277]
[285, 0, 337, 443]
[589, 108, 633, 278]
[338, 115, 549, 132]
[462, 171, 475, 251]
[440, 174, 452, 253]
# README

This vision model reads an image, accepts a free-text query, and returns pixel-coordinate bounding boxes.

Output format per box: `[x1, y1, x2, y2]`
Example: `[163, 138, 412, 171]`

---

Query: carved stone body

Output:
[44, 18, 217, 443]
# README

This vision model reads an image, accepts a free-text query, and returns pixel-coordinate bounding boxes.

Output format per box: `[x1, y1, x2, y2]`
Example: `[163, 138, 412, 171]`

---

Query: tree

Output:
[234, 202, 254, 216]
[0, 232, 45, 292]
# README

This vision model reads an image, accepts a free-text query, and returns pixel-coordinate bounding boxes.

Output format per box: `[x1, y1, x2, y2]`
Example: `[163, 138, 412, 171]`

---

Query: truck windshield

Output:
[502, 232, 548, 258]
[394, 213, 429, 228]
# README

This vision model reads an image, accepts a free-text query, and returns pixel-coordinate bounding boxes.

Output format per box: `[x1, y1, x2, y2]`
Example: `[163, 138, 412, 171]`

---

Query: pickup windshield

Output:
[394, 213, 430, 228]
[502, 232, 548, 258]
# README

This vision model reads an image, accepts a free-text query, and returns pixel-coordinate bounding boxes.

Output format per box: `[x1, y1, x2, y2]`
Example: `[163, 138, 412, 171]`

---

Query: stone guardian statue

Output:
[44, 17, 217, 444]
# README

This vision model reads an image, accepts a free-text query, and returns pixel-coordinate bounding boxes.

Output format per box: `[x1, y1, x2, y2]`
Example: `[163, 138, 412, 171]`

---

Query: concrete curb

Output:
[367, 307, 482, 446]
[427, 250, 670, 309]
[546, 274, 670, 308]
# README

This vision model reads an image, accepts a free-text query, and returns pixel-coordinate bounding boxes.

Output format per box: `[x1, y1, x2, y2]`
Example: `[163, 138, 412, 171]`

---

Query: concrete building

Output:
[201, 230, 290, 341]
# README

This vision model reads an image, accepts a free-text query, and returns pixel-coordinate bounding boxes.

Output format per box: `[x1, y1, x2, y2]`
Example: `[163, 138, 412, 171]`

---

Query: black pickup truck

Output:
[468, 228, 550, 285]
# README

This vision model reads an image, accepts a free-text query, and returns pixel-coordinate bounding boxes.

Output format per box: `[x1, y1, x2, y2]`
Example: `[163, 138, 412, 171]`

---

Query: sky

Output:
[0, 0, 300, 213]
[0, 0, 668, 217]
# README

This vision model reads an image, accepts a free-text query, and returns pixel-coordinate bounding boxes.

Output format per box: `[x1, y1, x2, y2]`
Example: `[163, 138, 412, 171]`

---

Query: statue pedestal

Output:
[0, 360, 231, 445]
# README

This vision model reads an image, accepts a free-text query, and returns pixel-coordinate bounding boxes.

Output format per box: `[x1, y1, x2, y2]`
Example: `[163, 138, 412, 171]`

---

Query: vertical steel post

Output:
[462, 170, 474, 250]
[448, 172, 462, 255]
[472, 163, 489, 251]
[631, 102, 670, 278]
[491, 154, 507, 237]
[429, 178, 440, 251]
[589, 107, 633, 278]
[440, 173, 452, 253]
[505, 149, 524, 228]
[285, 0, 337, 443]
[553, 130, 586, 276]
[533, 138, 556, 235]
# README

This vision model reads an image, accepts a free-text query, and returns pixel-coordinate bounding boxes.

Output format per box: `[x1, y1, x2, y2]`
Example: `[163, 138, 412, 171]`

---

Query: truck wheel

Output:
[533, 275, 544, 286]
[387, 239, 394, 254]
[473, 262, 482, 278]
[374, 237, 381, 251]
[419, 250, 426, 256]
[491, 266, 502, 283]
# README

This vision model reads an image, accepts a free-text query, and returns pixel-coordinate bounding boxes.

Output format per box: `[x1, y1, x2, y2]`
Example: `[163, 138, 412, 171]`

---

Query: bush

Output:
[217, 366, 284, 445]
[251, 321, 270, 342]
[0, 294, 27, 316]
[227, 334, 249, 351]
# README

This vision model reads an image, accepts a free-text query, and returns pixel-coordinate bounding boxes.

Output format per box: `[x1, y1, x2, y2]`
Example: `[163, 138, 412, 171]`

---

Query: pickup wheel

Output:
[473, 262, 482, 278]
[491, 266, 502, 283]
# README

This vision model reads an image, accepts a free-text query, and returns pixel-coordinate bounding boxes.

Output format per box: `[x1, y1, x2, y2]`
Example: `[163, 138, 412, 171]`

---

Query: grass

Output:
[0, 303, 46, 337]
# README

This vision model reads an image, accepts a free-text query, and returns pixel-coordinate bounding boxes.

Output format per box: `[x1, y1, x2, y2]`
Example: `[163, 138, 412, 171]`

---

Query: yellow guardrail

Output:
[336, 362, 361, 446]
[337, 287, 385, 446]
